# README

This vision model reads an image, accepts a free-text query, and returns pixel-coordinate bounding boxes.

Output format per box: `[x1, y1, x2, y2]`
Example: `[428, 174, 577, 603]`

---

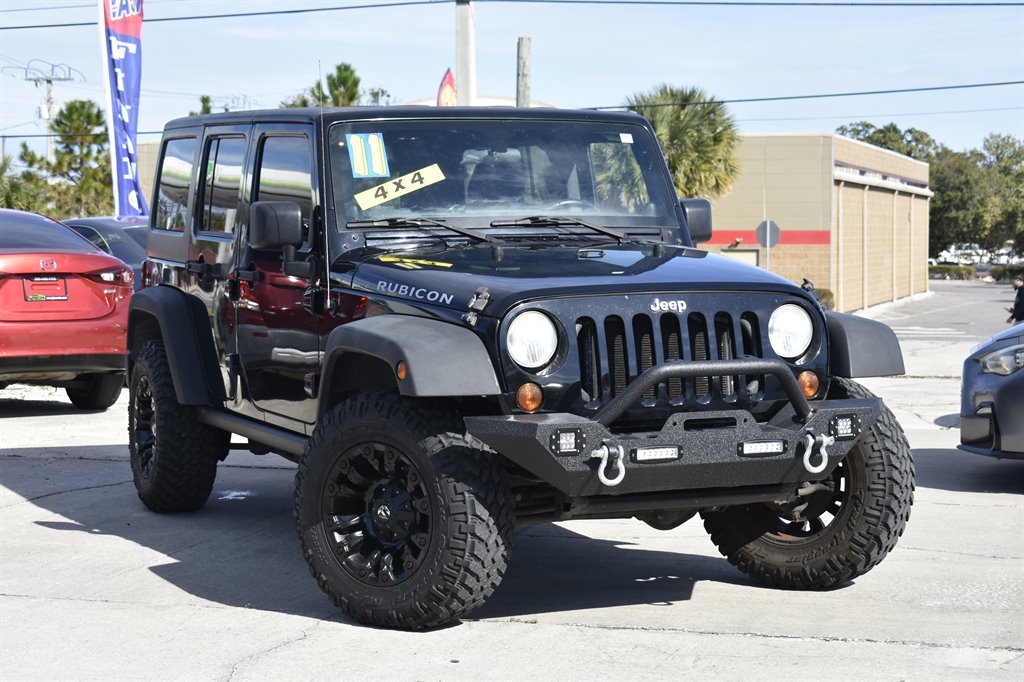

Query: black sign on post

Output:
[756, 219, 780, 272]
[755, 220, 780, 248]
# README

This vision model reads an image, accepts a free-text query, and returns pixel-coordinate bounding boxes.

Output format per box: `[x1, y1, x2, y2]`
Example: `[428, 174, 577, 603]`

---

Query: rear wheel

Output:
[128, 340, 228, 513]
[66, 372, 123, 410]
[701, 377, 914, 588]
[295, 393, 514, 629]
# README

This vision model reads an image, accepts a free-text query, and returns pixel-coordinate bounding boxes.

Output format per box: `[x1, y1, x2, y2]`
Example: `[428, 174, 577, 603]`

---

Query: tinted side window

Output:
[69, 225, 111, 254]
[198, 136, 246, 234]
[154, 137, 196, 232]
[255, 136, 313, 226]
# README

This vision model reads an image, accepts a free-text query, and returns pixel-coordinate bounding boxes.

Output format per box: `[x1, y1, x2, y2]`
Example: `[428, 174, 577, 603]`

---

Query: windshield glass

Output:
[328, 118, 679, 232]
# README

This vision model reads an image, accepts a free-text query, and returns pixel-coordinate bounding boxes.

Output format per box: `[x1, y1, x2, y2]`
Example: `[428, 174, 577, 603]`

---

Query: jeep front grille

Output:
[576, 310, 764, 407]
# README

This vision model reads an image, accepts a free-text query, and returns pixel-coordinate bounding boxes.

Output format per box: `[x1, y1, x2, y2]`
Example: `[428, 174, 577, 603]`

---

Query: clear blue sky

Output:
[1, 0, 1022, 165]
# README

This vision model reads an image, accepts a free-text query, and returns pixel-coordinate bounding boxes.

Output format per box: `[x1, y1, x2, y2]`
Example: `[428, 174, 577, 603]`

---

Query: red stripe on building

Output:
[705, 230, 831, 246]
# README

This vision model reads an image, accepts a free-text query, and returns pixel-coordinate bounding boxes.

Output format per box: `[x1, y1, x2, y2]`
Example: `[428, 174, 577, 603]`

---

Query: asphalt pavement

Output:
[1, 280, 1021, 681]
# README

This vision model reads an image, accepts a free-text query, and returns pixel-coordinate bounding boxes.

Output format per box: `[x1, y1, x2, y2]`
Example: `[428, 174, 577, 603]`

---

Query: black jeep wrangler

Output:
[128, 106, 913, 629]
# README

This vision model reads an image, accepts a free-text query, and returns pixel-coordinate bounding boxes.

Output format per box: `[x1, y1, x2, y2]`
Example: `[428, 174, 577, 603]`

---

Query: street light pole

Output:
[455, 0, 476, 106]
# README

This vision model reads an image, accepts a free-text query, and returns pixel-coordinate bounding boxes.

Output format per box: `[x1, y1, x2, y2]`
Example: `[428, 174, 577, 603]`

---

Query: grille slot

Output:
[688, 314, 710, 397]
[715, 313, 736, 398]
[576, 306, 768, 416]
[577, 318, 601, 402]
[660, 314, 684, 399]
[633, 315, 656, 401]
[604, 316, 628, 397]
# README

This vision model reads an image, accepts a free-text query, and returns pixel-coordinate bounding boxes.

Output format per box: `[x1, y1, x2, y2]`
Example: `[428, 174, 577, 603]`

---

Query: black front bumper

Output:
[465, 359, 881, 497]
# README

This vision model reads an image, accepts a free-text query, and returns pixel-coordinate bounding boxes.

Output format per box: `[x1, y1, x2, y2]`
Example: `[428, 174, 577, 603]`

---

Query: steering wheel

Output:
[547, 199, 596, 212]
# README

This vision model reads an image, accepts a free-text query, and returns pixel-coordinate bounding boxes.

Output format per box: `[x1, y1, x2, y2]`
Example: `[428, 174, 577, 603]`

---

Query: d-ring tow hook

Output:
[802, 432, 836, 474]
[591, 443, 626, 487]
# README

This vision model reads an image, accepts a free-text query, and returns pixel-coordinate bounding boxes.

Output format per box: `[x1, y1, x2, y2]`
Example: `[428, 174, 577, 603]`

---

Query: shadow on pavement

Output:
[914, 447, 1024, 494]
[0, 397, 87, 418]
[4, 444, 750, 625]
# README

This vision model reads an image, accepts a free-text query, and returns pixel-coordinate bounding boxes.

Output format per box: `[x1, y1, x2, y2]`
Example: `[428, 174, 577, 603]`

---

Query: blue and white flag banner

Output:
[98, 0, 148, 216]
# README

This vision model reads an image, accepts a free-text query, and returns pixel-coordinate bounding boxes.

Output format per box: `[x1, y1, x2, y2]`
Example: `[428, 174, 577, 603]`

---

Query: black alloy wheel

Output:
[322, 442, 432, 586]
[133, 374, 157, 481]
[764, 459, 848, 541]
[295, 392, 514, 629]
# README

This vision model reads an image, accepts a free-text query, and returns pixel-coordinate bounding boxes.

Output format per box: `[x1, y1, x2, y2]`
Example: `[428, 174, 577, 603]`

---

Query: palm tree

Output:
[627, 85, 740, 199]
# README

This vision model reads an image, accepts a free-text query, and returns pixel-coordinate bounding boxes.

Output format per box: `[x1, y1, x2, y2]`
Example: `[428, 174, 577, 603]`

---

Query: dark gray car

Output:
[960, 324, 1024, 458]
[63, 216, 148, 291]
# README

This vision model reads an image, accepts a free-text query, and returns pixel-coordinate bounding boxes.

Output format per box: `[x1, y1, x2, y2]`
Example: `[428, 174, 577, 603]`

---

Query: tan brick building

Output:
[709, 134, 931, 313]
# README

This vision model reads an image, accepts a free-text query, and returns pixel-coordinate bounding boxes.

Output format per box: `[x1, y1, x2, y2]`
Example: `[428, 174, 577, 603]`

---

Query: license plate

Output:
[634, 446, 679, 462]
[23, 276, 68, 301]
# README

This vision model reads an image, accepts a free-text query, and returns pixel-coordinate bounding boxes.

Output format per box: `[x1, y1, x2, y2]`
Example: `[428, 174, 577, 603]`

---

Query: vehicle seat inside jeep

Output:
[466, 151, 526, 205]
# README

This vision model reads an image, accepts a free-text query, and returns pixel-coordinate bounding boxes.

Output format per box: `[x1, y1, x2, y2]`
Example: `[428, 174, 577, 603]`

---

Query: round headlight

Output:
[506, 311, 558, 370]
[768, 304, 815, 360]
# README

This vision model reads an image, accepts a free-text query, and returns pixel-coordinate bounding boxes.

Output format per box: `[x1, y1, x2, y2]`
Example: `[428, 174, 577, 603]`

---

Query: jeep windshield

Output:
[328, 118, 680, 238]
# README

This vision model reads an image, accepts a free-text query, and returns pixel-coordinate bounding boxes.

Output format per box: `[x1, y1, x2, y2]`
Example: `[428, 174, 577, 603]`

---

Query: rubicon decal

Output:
[377, 280, 455, 305]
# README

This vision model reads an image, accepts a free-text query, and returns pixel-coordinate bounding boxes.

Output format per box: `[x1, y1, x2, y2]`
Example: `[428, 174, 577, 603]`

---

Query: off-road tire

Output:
[128, 340, 228, 513]
[65, 372, 123, 410]
[295, 392, 514, 629]
[701, 377, 914, 588]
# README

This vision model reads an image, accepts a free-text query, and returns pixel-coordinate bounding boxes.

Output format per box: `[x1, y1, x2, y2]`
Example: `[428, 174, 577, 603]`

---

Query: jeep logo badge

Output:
[650, 297, 687, 313]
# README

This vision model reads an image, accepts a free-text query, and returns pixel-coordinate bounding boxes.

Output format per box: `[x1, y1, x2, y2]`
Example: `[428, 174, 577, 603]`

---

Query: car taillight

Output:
[86, 266, 134, 287]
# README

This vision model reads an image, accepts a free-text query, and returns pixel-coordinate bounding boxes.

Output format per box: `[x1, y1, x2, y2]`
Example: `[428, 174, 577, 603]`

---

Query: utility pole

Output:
[516, 37, 531, 107]
[3, 60, 83, 181]
[455, 0, 476, 105]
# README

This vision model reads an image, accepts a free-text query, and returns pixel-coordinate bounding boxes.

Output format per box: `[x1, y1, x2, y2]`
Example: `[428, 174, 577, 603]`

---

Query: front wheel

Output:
[702, 377, 914, 588]
[295, 393, 514, 629]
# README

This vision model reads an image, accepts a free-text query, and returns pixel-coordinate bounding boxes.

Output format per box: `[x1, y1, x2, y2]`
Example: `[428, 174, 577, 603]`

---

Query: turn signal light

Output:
[798, 370, 820, 398]
[515, 383, 543, 412]
[396, 361, 409, 381]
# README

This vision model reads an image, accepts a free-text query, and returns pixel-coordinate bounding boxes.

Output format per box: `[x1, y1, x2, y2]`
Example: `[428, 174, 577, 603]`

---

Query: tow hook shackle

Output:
[591, 443, 626, 487]
[802, 432, 836, 474]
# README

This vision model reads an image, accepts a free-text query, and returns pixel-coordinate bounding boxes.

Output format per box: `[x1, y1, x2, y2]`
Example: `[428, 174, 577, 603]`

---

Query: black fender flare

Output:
[318, 315, 501, 415]
[825, 311, 905, 378]
[127, 285, 226, 405]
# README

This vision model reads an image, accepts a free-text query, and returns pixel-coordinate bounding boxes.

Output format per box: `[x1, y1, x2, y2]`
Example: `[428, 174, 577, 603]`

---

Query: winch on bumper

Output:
[465, 358, 881, 498]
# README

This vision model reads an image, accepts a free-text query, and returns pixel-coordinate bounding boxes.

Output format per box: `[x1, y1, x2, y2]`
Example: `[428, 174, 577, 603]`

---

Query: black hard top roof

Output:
[163, 105, 646, 131]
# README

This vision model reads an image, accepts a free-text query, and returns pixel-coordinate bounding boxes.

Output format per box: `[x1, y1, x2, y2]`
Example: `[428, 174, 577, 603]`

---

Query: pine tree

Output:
[18, 99, 113, 217]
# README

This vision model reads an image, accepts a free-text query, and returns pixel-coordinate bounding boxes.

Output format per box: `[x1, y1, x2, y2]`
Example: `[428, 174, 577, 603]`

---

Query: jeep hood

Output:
[346, 242, 811, 316]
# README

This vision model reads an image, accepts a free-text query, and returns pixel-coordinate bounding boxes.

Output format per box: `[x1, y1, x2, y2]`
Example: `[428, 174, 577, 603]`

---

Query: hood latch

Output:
[462, 286, 492, 327]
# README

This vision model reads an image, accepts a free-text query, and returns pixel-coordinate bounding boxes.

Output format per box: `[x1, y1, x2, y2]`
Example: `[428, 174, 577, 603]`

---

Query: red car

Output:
[0, 209, 133, 409]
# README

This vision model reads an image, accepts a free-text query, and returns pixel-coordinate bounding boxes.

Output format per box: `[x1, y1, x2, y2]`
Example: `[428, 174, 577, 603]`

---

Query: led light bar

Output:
[634, 446, 679, 462]
[740, 440, 786, 457]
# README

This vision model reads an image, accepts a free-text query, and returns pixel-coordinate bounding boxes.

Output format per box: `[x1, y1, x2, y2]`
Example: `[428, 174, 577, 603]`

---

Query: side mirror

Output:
[249, 201, 303, 250]
[680, 198, 712, 244]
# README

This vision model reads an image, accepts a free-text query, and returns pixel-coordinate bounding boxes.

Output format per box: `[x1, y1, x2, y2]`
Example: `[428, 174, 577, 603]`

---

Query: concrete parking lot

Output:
[1, 281, 1022, 681]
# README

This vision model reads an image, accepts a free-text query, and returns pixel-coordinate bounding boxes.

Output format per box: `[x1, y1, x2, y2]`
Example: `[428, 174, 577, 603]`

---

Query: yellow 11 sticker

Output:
[353, 163, 446, 211]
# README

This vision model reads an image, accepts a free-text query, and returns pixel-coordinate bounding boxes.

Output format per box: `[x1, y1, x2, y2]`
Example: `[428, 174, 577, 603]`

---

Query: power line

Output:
[590, 80, 1024, 110]
[2, 0, 1021, 29]
[483, 0, 1024, 4]
[0, 0, 450, 30]
[735, 105, 1024, 122]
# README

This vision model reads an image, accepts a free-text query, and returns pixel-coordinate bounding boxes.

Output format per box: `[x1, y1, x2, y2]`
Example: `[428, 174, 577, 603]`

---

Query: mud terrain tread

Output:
[701, 377, 914, 589]
[294, 393, 513, 629]
[129, 340, 227, 513]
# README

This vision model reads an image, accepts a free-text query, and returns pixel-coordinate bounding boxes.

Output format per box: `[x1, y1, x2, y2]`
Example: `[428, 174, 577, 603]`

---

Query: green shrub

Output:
[812, 288, 835, 310]
[928, 265, 975, 280]
[989, 265, 1024, 282]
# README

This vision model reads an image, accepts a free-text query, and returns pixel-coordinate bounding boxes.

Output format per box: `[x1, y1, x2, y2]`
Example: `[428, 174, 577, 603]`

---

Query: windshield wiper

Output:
[346, 217, 496, 243]
[489, 215, 626, 243]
